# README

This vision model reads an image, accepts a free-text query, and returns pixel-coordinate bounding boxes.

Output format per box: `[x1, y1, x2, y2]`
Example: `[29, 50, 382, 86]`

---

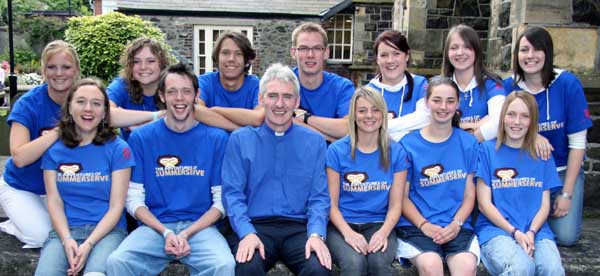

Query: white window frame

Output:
[326, 14, 353, 63]
[193, 25, 254, 75]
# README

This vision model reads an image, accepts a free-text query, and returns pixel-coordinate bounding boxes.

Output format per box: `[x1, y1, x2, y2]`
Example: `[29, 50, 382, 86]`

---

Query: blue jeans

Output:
[106, 221, 234, 276]
[327, 223, 397, 276]
[481, 236, 564, 276]
[35, 226, 126, 276]
[548, 169, 584, 246]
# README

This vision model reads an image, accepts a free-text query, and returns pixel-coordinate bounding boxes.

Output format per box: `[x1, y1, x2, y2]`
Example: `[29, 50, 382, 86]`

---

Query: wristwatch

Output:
[304, 112, 312, 125]
[559, 192, 572, 200]
[453, 219, 463, 227]
[309, 233, 325, 241]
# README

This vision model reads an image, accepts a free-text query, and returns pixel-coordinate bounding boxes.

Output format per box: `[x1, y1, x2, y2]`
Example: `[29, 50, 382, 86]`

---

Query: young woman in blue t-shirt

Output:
[397, 77, 479, 275]
[476, 91, 564, 275]
[442, 24, 505, 142]
[504, 26, 592, 246]
[368, 30, 429, 142]
[326, 86, 407, 275]
[35, 78, 134, 275]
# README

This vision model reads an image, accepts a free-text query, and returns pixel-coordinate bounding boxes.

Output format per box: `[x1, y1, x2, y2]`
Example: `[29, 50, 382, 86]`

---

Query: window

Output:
[325, 14, 353, 63]
[193, 26, 253, 75]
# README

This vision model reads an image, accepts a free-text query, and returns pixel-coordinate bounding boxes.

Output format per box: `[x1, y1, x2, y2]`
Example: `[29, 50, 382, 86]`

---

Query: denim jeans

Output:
[35, 226, 126, 276]
[327, 223, 397, 276]
[106, 221, 234, 276]
[481, 236, 564, 276]
[548, 169, 584, 246]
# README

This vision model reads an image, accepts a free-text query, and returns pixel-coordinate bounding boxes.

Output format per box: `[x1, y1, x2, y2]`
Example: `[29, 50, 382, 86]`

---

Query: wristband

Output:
[152, 111, 159, 121]
[452, 219, 463, 227]
[528, 229, 537, 235]
[62, 235, 74, 245]
[418, 220, 429, 230]
[162, 228, 174, 239]
[510, 228, 518, 238]
[303, 112, 312, 125]
[559, 192, 572, 200]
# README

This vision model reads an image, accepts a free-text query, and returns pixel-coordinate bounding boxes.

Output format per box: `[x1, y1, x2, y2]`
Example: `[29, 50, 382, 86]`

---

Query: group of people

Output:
[0, 20, 590, 276]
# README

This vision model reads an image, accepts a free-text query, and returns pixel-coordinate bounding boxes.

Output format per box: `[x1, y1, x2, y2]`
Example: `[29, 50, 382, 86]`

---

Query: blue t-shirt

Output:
[475, 140, 561, 245]
[41, 138, 135, 229]
[198, 72, 259, 109]
[504, 70, 592, 167]
[399, 128, 478, 229]
[327, 136, 408, 223]
[293, 68, 354, 118]
[107, 77, 159, 140]
[222, 123, 330, 239]
[457, 78, 505, 125]
[367, 74, 428, 119]
[3, 84, 60, 195]
[128, 119, 228, 223]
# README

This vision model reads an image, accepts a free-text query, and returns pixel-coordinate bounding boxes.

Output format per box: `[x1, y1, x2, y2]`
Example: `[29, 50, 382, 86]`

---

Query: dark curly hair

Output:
[59, 78, 116, 148]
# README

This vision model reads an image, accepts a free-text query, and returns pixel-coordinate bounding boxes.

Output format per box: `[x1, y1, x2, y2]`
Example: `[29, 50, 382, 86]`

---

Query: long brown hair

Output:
[59, 78, 116, 148]
[373, 30, 415, 103]
[119, 37, 169, 105]
[512, 26, 555, 88]
[496, 91, 539, 158]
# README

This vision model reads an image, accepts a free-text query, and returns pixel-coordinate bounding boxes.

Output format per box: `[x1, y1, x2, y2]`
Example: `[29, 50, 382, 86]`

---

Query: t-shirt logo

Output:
[421, 164, 444, 178]
[58, 163, 82, 175]
[157, 155, 181, 168]
[387, 111, 397, 120]
[344, 172, 368, 185]
[123, 148, 131, 160]
[495, 168, 518, 181]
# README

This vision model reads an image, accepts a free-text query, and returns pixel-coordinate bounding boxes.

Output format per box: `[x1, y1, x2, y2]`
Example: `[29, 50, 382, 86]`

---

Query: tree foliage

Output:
[1, 0, 91, 26]
[65, 12, 172, 82]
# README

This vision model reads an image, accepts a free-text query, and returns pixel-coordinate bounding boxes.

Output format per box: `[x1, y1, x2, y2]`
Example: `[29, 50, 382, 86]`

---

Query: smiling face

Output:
[44, 51, 79, 94]
[447, 32, 475, 74]
[160, 73, 196, 123]
[354, 96, 383, 135]
[290, 31, 329, 77]
[426, 83, 459, 125]
[218, 38, 246, 82]
[69, 85, 105, 138]
[132, 46, 161, 87]
[376, 42, 409, 85]
[503, 97, 531, 147]
[259, 79, 299, 132]
[517, 36, 546, 78]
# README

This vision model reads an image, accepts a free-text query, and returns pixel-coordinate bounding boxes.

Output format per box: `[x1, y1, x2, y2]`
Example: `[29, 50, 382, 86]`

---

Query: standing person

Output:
[106, 63, 235, 276]
[107, 37, 169, 140]
[194, 31, 264, 131]
[35, 78, 134, 276]
[326, 86, 407, 275]
[476, 91, 565, 276]
[504, 26, 592, 246]
[222, 63, 331, 276]
[290, 22, 354, 141]
[397, 77, 479, 275]
[442, 24, 505, 142]
[0, 40, 162, 248]
[368, 30, 429, 142]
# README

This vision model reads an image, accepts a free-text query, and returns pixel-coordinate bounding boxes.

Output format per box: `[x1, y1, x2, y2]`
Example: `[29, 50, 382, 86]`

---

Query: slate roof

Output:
[117, 0, 345, 16]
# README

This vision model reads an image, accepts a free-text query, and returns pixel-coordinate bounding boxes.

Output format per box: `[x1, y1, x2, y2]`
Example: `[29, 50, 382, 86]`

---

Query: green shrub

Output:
[19, 16, 67, 52]
[0, 46, 40, 74]
[65, 12, 173, 81]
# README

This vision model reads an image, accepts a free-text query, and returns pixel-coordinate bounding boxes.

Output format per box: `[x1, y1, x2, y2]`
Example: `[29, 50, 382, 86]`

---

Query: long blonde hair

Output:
[348, 86, 391, 170]
[496, 91, 539, 158]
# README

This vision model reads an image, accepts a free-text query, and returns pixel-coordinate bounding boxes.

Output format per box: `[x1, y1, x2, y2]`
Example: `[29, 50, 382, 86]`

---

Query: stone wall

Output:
[136, 14, 317, 76]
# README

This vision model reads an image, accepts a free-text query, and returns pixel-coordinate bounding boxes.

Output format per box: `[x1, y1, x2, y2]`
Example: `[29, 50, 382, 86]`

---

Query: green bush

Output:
[0, 46, 40, 74]
[20, 16, 67, 52]
[65, 12, 173, 82]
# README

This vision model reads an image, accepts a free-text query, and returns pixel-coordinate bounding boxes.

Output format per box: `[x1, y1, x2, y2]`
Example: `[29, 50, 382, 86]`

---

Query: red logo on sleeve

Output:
[123, 148, 131, 160]
[584, 109, 591, 119]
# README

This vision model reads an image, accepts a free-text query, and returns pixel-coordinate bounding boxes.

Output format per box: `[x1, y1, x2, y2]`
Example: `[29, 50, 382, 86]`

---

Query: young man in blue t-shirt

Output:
[107, 63, 235, 276]
[289, 23, 355, 141]
[222, 63, 331, 275]
[194, 31, 264, 131]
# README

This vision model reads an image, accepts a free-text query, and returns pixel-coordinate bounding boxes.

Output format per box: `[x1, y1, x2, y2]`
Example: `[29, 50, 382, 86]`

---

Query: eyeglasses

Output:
[293, 46, 326, 54]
